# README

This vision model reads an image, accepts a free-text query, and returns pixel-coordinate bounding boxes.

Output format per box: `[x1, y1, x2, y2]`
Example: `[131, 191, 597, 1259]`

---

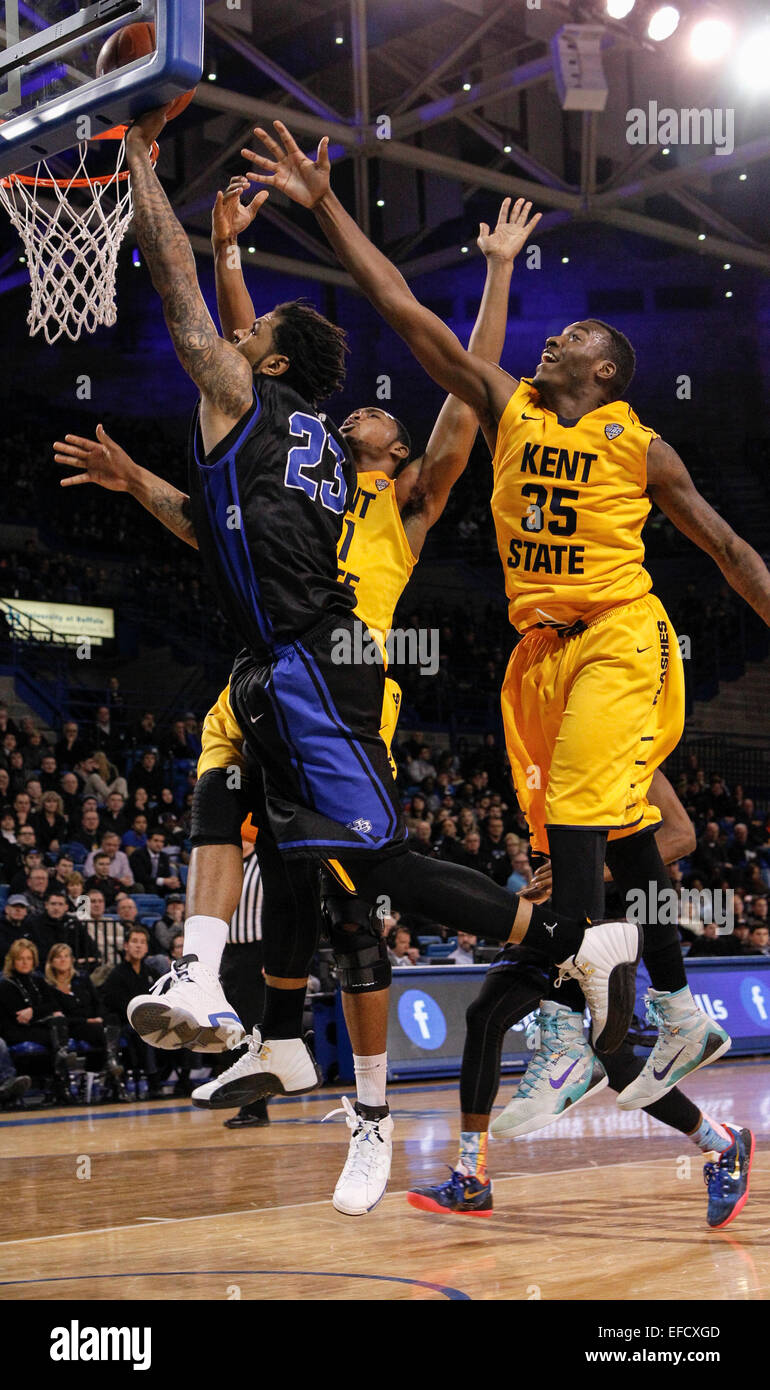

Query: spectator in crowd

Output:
[58, 770, 81, 823]
[133, 712, 157, 747]
[182, 713, 202, 758]
[0, 938, 70, 1103]
[49, 855, 75, 892]
[22, 730, 47, 769]
[55, 720, 88, 769]
[151, 893, 185, 952]
[0, 1035, 31, 1105]
[23, 778, 43, 812]
[482, 809, 509, 882]
[458, 829, 493, 876]
[83, 832, 133, 888]
[91, 706, 119, 759]
[686, 920, 732, 957]
[27, 888, 81, 962]
[22, 864, 51, 916]
[12, 790, 34, 831]
[39, 753, 59, 792]
[129, 786, 150, 820]
[83, 853, 121, 908]
[0, 767, 10, 801]
[6, 750, 28, 797]
[99, 927, 167, 1098]
[130, 830, 181, 896]
[33, 791, 68, 855]
[727, 823, 756, 888]
[99, 791, 129, 839]
[45, 941, 128, 1101]
[0, 895, 31, 959]
[73, 806, 103, 855]
[387, 925, 420, 967]
[80, 750, 127, 804]
[407, 744, 437, 784]
[122, 812, 149, 854]
[9, 842, 42, 892]
[745, 923, 770, 956]
[0, 811, 20, 882]
[507, 851, 533, 895]
[64, 871, 85, 913]
[0, 703, 18, 739]
[692, 822, 725, 887]
[448, 930, 478, 964]
[409, 821, 434, 856]
[163, 719, 194, 761]
[747, 895, 769, 928]
[128, 749, 164, 802]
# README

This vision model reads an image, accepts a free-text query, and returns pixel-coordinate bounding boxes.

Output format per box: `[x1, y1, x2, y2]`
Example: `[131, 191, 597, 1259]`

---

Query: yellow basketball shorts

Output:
[199, 676, 402, 783]
[501, 593, 685, 856]
[198, 682, 244, 778]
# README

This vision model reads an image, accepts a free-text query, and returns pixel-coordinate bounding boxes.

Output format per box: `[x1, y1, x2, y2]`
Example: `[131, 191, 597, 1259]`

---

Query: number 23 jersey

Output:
[492, 378, 659, 634]
[188, 376, 355, 660]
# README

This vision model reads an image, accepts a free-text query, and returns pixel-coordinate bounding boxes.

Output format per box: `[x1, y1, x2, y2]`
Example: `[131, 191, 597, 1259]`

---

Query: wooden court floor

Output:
[0, 1058, 767, 1301]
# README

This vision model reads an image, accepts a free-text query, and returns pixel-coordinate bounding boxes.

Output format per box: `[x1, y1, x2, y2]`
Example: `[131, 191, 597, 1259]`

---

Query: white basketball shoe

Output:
[323, 1096, 393, 1216]
[127, 954, 244, 1053]
[192, 1028, 322, 1109]
[556, 920, 643, 1053]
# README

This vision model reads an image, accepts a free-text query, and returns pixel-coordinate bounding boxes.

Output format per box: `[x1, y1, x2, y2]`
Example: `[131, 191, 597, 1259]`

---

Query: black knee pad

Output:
[321, 886, 391, 994]
[190, 768, 249, 849]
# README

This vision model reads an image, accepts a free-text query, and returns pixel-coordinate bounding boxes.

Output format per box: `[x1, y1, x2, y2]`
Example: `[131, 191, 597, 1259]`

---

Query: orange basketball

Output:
[96, 21, 196, 122]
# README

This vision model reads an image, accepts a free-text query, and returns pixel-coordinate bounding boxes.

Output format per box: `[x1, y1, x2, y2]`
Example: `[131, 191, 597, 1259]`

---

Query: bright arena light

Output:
[738, 27, 770, 91]
[606, 0, 636, 18]
[647, 6, 680, 42]
[690, 17, 733, 63]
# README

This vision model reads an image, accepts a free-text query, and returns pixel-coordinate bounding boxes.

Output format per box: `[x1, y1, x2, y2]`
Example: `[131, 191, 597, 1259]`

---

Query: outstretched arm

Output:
[211, 175, 267, 342]
[54, 425, 198, 550]
[647, 438, 770, 624]
[126, 110, 254, 447]
[241, 121, 538, 433]
[399, 199, 531, 555]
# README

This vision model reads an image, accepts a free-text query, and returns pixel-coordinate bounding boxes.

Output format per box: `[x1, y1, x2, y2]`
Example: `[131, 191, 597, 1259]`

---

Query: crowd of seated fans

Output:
[0, 681, 768, 1107]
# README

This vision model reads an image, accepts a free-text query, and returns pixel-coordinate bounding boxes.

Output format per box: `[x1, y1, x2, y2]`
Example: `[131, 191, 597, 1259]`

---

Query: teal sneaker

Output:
[616, 986, 731, 1110]
[490, 1001, 607, 1139]
[407, 1168, 493, 1217]
[704, 1126, 755, 1229]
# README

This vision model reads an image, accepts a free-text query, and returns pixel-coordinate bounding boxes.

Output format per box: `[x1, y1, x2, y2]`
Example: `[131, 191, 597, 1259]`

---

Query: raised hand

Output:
[55, 424, 139, 493]
[241, 120, 331, 209]
[212, 176, 269, 244]
[126, 104, 171, 149]
[477, 197, 541, 264]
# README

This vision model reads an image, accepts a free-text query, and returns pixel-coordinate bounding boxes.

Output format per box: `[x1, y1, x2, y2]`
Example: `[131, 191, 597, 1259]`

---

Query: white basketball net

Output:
[0, 132, 134, 344]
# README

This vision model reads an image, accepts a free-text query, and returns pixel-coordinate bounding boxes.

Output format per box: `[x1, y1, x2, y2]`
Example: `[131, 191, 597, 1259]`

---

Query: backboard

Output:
[0, 0, 203, 177]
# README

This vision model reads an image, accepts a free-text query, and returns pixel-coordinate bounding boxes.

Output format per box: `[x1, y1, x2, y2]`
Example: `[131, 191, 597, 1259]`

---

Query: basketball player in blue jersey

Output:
[57, 105, 645, 1164]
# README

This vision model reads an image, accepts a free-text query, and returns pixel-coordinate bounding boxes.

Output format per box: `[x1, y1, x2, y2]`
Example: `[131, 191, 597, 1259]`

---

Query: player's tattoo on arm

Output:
[134, 473, 198, 549]
[127, 147, 252, 419]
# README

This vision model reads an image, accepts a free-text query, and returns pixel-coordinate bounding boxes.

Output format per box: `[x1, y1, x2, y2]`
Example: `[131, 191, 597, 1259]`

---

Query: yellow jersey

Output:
[491, 379, 658, 634]
[337, 470, 416, 655]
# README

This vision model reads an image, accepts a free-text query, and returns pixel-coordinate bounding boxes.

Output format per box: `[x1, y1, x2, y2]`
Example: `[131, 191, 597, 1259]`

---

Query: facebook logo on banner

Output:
[740, 977, 770, 1032]
[397, 990, 447, 1050]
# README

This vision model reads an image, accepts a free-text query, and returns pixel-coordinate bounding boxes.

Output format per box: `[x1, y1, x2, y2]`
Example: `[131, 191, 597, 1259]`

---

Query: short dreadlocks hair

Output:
[269, 299, 349, 405]
[584, 319, 636, 400]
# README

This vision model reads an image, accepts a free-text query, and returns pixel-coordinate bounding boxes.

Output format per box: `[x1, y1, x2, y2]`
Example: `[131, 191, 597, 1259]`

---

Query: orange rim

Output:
[0, 126, 159, 188]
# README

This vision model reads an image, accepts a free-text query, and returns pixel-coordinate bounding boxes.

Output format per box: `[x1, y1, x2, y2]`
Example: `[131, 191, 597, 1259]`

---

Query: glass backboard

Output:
[0, 0, 203, 176]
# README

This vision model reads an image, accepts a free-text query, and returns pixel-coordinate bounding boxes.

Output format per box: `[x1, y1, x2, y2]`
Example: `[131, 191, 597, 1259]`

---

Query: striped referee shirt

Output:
[228, 850, 263, 944]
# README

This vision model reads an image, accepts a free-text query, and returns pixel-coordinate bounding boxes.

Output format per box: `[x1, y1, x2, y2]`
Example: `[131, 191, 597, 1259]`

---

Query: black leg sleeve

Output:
[605, 828, 687, 992]
[544, 827, 608, 1010]
[258, 832, 322, 980]
[460, 961, 548, 1117]
[346, 849, 519, 944]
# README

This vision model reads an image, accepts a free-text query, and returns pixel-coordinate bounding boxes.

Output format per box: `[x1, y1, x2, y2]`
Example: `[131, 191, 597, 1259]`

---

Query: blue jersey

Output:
[188, 377, 356, 660]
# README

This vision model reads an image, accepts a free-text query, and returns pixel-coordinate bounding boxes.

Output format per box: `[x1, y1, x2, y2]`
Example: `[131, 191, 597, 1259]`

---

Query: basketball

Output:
[96, 21, 196, 123]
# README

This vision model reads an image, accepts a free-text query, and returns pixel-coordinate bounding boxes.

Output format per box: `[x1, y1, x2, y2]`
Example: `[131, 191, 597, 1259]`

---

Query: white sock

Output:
[353, 1052, 388, 1109]
[182, 915, 228, 974]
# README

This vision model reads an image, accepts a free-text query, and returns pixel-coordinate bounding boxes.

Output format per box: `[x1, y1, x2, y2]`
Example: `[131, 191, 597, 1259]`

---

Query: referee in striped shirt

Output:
[218, 823, 268, 1128]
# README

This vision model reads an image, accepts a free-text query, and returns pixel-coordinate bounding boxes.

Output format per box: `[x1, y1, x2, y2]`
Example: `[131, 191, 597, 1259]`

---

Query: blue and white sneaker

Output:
[128, 954, 244, 1053]
[407, 1168, 493, 1217]
[616, 986, 731, 1110]
[323, 1096, 394, 1216]
[490, 1001, 607, 1138]
[704, 1126, 755, 1229]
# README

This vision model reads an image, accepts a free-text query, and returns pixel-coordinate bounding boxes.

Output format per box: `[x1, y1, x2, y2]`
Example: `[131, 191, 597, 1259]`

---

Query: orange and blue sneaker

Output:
[704, 1125, 755, 1229]
[407, 1167, 493, 1217]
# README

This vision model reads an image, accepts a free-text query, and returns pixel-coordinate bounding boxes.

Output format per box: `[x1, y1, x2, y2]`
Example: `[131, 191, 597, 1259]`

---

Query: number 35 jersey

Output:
[188, 377, 355, 660]
[491, 378, 658, 635]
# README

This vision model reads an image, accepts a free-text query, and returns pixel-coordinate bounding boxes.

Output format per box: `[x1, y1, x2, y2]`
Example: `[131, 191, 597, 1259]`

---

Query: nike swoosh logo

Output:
[250, 713, 264, 724]
[652, 1047, 686, 1081]
[521, 413, 539, 421]
[636, 646, 651, 653]
[549, 1059, 580, 1089]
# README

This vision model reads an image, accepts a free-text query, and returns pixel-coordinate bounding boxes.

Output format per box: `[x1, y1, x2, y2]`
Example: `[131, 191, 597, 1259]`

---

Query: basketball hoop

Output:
[0, 126, 159, 344]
